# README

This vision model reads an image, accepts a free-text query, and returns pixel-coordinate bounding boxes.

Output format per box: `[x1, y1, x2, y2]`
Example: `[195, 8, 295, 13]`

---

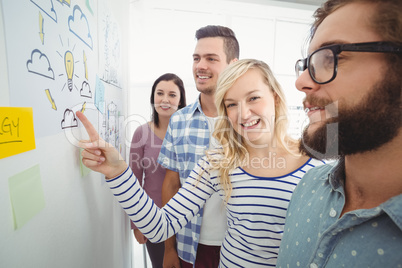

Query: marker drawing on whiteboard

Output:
[81, 102, 86, 113]
[45, 89, 57, 110]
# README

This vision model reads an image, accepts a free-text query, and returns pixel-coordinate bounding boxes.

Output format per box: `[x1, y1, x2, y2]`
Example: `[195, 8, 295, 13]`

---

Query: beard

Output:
[299, 74, 401, 160]
[197, 86, 215, 96]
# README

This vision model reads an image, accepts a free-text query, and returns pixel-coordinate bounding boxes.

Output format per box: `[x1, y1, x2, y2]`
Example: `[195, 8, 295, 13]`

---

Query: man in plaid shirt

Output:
[158, 25, 239, 267]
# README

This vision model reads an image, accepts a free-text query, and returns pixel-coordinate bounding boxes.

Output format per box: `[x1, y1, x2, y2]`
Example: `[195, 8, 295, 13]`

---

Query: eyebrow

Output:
[223, 90, 260, 102]
[309, 40, 349, 54]
[193, 53, 220, 58]
[156, 89, 178, 93]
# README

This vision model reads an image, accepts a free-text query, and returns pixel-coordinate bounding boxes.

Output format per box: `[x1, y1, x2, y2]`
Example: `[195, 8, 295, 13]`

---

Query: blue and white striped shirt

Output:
[107, 155, 325, 267]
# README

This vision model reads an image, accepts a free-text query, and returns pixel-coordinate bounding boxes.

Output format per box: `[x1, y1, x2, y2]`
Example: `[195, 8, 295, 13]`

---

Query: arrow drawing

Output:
[45, 89, 57, 110]
[39, 12, 45, 44]
[81, 101, 86, 113]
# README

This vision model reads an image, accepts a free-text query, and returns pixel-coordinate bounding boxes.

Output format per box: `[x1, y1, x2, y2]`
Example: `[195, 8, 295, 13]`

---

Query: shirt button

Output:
[329, 208, 337, 217]
[310, 263, 318, 268]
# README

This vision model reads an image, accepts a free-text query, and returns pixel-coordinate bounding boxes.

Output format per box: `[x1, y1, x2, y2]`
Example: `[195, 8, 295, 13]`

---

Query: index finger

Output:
[76, 111, 100, 142]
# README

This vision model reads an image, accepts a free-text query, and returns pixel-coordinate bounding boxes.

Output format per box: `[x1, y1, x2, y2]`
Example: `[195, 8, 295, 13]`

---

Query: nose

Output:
[295, 69, 320, 94]
[239, 102, 251, 121]
[196, 58, 208, 70]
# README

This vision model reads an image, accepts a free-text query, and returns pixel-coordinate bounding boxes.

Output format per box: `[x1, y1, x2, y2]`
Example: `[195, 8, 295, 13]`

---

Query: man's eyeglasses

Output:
[295, 41, 402, 84]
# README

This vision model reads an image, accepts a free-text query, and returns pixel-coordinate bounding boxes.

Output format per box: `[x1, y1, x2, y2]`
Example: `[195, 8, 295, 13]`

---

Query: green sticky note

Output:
[80, 148, 92, 177]
[8, 165, 45, 230]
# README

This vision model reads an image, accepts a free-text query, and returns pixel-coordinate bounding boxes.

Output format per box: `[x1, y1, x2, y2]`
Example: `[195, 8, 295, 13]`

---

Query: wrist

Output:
[164, 240, 177, 251]
[106, 163, 128, 179]
[164, 246, 177, 253]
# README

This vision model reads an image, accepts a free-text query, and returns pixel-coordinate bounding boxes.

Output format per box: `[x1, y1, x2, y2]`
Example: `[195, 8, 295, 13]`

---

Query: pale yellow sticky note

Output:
[0, 107, 36, 159]
[80, 148, 92, 177]
[8, 165, 45, 230]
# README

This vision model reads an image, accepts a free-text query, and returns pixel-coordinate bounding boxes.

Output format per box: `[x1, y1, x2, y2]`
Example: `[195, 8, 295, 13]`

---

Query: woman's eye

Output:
[250, 96, 260, 101]
[226, 103, 236, 108]
[157, 92, 163, 96]
[170, 94, 177, 98]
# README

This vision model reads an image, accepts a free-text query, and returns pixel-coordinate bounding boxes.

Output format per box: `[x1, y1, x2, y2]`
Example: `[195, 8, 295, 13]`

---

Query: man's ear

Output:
[230, 58, 239, 64]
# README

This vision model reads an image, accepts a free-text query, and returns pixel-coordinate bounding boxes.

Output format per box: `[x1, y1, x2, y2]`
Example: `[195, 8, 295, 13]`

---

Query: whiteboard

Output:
[0, 0, 131, 267]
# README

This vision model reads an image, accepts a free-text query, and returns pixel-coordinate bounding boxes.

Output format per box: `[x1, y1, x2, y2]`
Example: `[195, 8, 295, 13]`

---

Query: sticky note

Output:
[0, 107, 36, 159]
[94, 76, 105, 114]
[80, 148, 92, 177]
[8, 165, 45, 230]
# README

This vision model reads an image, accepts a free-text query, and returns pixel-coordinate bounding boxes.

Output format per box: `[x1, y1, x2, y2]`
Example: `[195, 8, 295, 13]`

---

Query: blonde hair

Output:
[206, 59, 299, 202]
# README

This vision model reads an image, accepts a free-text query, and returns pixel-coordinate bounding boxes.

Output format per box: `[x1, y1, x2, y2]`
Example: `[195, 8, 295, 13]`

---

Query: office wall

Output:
[0, 0, 131, 267]
[127, 0, 318, 143]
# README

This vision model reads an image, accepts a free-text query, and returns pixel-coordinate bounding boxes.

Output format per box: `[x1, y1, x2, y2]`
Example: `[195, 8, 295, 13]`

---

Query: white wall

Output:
[127, 0, 318, 145]
[0, 0, 132, 267]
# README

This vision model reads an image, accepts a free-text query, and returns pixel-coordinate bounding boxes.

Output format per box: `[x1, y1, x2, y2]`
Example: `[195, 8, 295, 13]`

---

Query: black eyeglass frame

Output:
[295, 41, 402, 85]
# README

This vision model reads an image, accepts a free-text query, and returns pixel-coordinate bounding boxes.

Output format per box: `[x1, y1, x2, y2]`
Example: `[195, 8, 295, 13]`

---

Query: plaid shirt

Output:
[158, 96, 211, 265]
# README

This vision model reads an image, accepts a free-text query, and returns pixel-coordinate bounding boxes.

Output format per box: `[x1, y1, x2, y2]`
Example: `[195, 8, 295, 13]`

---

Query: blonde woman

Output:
[77, 59, 324, 267]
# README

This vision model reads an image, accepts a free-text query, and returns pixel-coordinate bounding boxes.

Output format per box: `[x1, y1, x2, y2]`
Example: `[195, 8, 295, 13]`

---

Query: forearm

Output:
[164, 236, 177, 252]
[161, 170, 180, 259]
[106, 167, 208, 243]
[161, 169, 181, 205]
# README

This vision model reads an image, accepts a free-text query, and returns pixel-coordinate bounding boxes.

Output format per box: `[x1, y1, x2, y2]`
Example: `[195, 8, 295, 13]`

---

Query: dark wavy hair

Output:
[150, 73, 186, 127]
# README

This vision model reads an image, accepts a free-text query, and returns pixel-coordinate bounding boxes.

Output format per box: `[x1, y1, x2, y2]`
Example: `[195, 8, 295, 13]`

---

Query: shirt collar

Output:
[328, 158, 345, 190]
[186, 94, 204, 118]
[328, 158, 402, 230]
[382, 194, 402, 231]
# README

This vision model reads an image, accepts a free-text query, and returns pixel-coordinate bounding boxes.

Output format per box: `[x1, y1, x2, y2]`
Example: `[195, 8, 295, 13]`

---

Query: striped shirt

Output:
[107, 156, 324, 267]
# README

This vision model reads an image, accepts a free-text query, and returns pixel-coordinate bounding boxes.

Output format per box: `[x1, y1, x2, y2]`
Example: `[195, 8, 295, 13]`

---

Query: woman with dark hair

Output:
[129, 73, 186, 268]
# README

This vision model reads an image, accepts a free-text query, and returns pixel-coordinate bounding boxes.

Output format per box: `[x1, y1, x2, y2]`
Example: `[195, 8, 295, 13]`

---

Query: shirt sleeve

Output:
[106, 157, 215, 243]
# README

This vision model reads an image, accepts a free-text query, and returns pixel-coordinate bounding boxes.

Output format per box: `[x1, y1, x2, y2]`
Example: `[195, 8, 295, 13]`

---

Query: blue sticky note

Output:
[95, 75, 105, 114]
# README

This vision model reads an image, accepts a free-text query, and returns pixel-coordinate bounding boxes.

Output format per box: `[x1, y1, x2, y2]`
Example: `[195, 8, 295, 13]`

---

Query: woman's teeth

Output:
[242, 119, 259, 127]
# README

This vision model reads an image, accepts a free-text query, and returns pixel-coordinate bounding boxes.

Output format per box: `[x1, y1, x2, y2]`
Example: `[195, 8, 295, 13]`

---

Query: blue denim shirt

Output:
[277, 159, 402, 268]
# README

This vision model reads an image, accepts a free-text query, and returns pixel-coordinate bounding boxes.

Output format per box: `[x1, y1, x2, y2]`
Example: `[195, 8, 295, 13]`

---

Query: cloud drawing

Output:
[27, 49, 55, 80]
[68, 5, 93, 49]
[61, 109, 78, 129]
[80, 81, 92, 98]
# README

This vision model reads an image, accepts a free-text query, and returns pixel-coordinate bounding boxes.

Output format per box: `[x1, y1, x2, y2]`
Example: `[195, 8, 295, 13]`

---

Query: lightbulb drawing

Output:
[64, 50, 74, 91]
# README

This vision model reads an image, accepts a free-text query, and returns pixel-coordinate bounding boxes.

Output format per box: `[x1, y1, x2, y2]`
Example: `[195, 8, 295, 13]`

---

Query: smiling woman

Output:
[223, 68, 277, 145]
[128, 73, 186, 268]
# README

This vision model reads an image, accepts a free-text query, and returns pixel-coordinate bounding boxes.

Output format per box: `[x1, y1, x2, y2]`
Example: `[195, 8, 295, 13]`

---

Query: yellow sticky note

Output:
[0, 107, 36, 159]
[8, 165, 45, 230]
